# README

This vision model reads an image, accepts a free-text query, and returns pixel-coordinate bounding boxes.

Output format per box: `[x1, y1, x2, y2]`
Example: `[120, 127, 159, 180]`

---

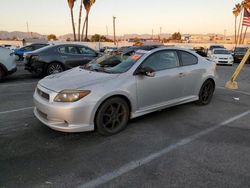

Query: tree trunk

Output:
[237, 10, 243, 45]
[81, 16, 87, 41]
[242, 26, 248, 44]
[71, 9, 76, 41]
[235, 16, 237, 46]
[239, 25, 244, 44]
[85, 13, 89, 41]
[78, 0, 83, 41]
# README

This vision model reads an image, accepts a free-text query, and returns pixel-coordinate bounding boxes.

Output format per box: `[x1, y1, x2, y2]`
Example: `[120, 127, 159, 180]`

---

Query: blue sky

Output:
[0, 0, 240, 36]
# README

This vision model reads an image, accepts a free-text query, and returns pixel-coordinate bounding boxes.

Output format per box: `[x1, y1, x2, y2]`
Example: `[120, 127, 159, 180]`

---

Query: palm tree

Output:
[67, 0, 77, 41]
[81, 0, 95, 41]
[237, 4, 243, 45]
[233, 3, 242, 45]
[241, 0, 250, 44]
[78, 0, 83, 41]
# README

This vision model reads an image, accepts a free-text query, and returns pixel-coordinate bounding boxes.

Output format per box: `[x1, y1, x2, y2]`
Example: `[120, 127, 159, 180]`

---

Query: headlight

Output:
[213, 56, 218, 60]
[54, 90, 90, 102]
[229, 56, 233, 60]
[31, 55, 39, 61]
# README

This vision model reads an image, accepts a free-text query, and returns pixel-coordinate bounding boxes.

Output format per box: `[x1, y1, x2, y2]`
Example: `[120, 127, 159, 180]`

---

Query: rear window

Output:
[179, 51, 198, 66]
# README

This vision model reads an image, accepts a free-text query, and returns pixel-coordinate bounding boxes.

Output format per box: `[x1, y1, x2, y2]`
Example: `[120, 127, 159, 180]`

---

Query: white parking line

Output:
[217, 86, 250, 96]
[79, 110, 250, 188]
[0, 107, 33, 115]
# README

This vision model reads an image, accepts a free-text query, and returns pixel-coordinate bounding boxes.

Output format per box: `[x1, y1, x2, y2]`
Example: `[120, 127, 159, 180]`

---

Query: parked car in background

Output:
[14, 43, 49, 61]
[193, 46, 207, 57]
[1, 44, 18, 51]
[232, 47, 249, 63]
[210, 48, 234, 66]
[207, 45, 224, 57]
[25, 44, 99, 77]
[0, 47, 17, 81]
[33, 47, 216, 135]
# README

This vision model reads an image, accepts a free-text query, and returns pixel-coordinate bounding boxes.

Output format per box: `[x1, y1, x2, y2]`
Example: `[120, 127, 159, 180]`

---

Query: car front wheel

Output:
[196, 80, 215, 105]
[46, 63, 64, 75]
[95, 97, 130, 136]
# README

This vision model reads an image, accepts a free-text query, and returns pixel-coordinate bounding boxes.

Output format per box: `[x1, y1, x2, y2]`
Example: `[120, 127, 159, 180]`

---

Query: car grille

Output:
[218, 61, 229, 63]
[219, 58, 228, 60]
[37, 88, 50, 100]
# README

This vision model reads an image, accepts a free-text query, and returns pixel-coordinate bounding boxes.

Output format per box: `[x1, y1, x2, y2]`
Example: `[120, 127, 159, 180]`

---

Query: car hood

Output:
[39, 67, 120, 92]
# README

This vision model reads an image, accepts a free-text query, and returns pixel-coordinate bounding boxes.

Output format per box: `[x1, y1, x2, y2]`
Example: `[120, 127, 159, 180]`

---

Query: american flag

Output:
[243, 8, 250, 26]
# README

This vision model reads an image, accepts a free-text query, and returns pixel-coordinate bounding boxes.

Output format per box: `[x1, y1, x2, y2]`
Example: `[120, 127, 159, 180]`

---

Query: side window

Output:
[58, 46, 79, 54]
[58, 46, 66, 54]
[68, 46, 79, 54]
[33, 45, 43, 50]
[141, 51, 179, 71]
[179, 51, 198, 66]
[23, 46, 34, 51]
[78, 47, 96, 56]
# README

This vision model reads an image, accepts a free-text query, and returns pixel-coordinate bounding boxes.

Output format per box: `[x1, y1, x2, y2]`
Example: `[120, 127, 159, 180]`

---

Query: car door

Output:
[77, 46, 98, 66]
[136, 50, 184, 110]
[177, 50, 204, 97]
[58, 45, 81, 68]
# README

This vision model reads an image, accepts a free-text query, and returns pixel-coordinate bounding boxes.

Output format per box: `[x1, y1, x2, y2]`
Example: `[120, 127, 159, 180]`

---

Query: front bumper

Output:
[214, 59, 233, 65]
[33, 85, 95, 132]
[7, 67, 17, 75]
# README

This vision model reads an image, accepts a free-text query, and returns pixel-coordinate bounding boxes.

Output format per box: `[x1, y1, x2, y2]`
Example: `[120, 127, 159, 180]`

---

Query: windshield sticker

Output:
[131, 54, 142, 60]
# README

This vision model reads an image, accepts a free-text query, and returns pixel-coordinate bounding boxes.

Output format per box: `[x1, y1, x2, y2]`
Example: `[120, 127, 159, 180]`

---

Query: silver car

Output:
[34, 47, 216, 135]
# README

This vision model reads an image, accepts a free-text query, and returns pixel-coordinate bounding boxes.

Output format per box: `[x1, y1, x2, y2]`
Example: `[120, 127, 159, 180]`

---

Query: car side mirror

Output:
[136, 67, 156, 77]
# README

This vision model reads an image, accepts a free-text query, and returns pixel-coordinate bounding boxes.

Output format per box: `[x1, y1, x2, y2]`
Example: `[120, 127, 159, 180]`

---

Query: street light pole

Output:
[113, 16, 116, 45]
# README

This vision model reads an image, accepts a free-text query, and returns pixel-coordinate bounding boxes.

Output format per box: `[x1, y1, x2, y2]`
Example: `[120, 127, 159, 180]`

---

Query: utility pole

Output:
[159, 27, 162, 42]
[26, 22, 30, 37]
[113, 16, 116, 45]
[152, 29, 154, 40]
[106, 25, 109, 38]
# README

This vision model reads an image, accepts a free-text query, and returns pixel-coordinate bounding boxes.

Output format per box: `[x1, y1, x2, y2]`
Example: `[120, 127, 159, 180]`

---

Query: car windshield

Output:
[235, 48, 248, 53]
[214, 49, 230, 54]
[210, 46, 224, 50]
[82, 51, 145, 74]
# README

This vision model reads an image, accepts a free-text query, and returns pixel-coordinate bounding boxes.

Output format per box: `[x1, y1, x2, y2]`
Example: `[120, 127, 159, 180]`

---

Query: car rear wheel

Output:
[0, 67, 5, 81]
[196, 80, 215, 105]
[46, 63, 64, 75]
[95, 97, 130, 136]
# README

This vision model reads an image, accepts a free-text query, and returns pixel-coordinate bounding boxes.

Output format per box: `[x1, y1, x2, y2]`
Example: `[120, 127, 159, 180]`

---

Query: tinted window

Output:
[141, 51, 179, 71]
[23, 46, 34, 51]
[78, 47, 96, 56]
[214, 50, 230, 54]
[179, 51, 198, 66]
[58, 46, 79, 54]
[33, 44, 46, 50]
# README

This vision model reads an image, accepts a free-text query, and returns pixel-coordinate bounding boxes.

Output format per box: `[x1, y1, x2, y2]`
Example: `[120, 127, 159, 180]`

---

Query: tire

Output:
[46, 63, 64, 75]
[15, 55, 21, 61]
[0, 67, 5, 81]
[95, 97, 130, 136]
[196, 80, 215, 105]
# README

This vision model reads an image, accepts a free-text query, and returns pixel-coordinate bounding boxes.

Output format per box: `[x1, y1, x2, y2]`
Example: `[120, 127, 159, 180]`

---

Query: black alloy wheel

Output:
[46, 63, 64, 75]
[95, 97, 130, 135]
[0, 67, 5, 81]
[196, 80, 215, 105]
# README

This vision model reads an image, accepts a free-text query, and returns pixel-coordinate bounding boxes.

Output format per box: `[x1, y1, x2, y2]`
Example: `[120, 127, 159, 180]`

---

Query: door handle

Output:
[179, 73, 185, 77]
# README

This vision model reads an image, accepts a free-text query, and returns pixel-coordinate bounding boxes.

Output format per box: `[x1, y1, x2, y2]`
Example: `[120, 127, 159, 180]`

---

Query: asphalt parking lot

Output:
[1, 64, 250, 188]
